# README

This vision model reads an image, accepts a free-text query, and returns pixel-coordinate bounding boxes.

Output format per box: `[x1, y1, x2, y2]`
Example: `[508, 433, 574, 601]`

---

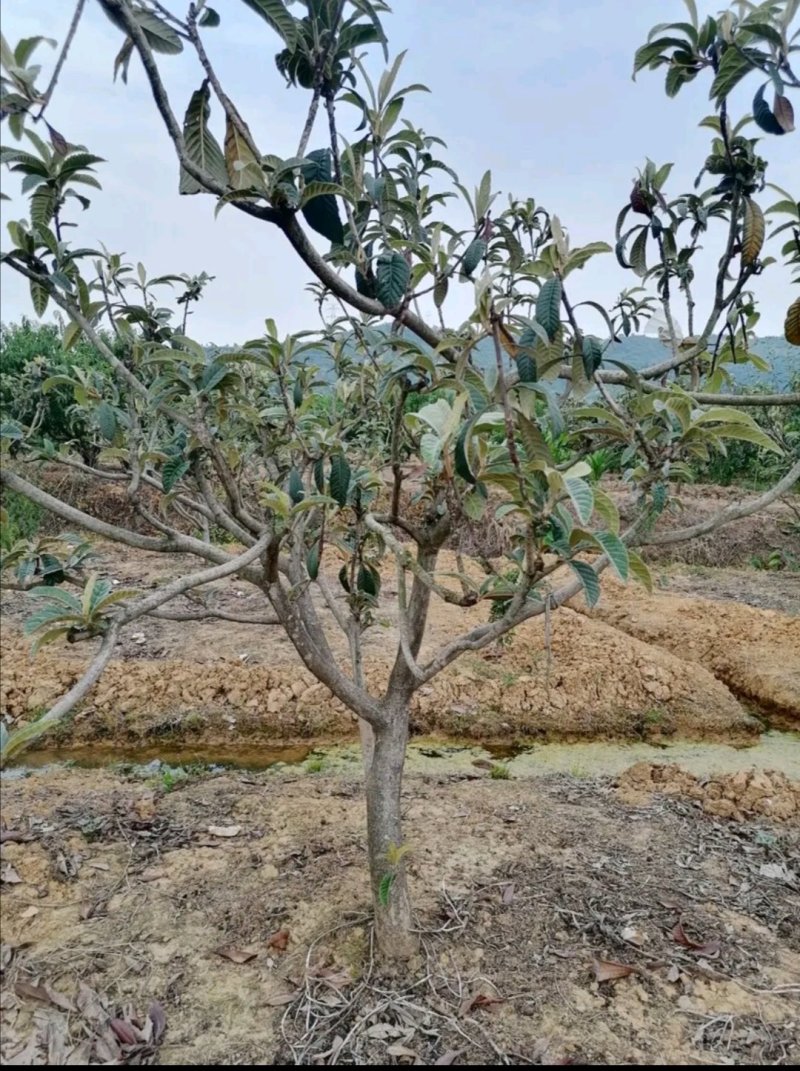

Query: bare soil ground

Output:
[1, 762, 799, 1066]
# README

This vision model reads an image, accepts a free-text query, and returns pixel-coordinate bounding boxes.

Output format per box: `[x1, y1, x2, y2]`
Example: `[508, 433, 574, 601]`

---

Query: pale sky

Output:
[1, 1, 798, 343]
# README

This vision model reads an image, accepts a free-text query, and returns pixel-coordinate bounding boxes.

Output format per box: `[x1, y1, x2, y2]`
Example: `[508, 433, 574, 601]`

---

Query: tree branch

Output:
[636, 458, 800, 547]
[1, 622, 119, 765]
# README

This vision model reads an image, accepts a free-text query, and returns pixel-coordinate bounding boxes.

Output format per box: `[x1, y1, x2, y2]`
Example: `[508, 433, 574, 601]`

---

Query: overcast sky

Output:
[2, 1, 798, 343]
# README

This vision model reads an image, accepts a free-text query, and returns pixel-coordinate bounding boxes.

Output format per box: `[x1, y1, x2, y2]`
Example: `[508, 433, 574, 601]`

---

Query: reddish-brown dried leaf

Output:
[774, 93, 795, 133]
[148, 999, 166, 1042]
[109, 1018, 138, 1046]
[670, 921, 720, 957]
[267, 928, 290, 952]
[214, 945, 259, 964]
[593, 958, 636, 982]
[460, 992, 504, 1015]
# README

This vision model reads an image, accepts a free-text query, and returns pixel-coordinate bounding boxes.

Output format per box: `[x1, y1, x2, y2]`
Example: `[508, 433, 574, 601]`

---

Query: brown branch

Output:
[34, 0, 86, 121]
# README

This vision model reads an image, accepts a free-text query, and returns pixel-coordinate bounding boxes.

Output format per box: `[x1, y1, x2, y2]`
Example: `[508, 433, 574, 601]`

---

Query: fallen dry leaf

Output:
[1, 863, 23, 884]
[460, 992, 504, 1015]
[207, 825, 242, 838]
[501, 883, 515, 905]
[148, 1000, 166, 1042]
[592, 958, 636, 982]
[0, 830, 35, 844]
[267, 928, 290, 952]
[671, 921, 721, 958]
[264, 991, 297, 1007]
[214, 945, 259, 964]
[621, 924, 646, 947]
[19, 906, 39, 920]
[75, 982, 109, 1026]
[435, 1050, 462, 1065]
[109, 1018, 138, 1046]
[140, 867, 167, 882]
[15, 980, 75, 1012]
[387, 1043, 419, 1059]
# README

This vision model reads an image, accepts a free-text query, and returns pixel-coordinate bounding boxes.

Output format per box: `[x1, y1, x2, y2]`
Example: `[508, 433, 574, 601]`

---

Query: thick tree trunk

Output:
[365, 704, 417, 959]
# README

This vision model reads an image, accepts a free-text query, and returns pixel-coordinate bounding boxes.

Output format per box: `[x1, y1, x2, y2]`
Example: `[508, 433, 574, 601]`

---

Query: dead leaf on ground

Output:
[267, 928, 290, 952]
[265, 991, 297, 1007]
[671, 921, 721, 958]
[75, 981, 109, 1026]
[15, 980, 75, 1012]
[214, 945, 259, 964]
[501, 883, 515, 905]
[207, 825, 242, 838]
[19, 906, 39, 920]
[460, 992, 504, 1015]
[1, 863, 23, 884]
[140, 867, 167, 882]
[387, 1043, 419, 1059]
[109, 1018, 139, 1046]
[0, 829, 35, 844]
[435, 1050, 463, 1065]
[592, 958, 637, 982]
[148, 1000, 166, 1042]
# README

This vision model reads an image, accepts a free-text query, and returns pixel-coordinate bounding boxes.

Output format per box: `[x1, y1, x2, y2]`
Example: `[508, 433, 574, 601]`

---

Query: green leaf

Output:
[629, 227, 648, 277]
[288, 468, 305, 504]
[433, 274, 448, 308]
[313, 457, 325, 494]
[199, 7, 221, 27]
[569, 560, 601, 608]
[224, 116, 261, 191]
[306, 542, 321, 580]
[357, 563, 380, 597]
[535, 277, 562, 340]
[628, 549, 653, 593]
[301, 195, 344, 244]
[162, 455, 190, 493]
[378, 872, 395, 907]
[134, 9, 183, 54]
[752, 83, 785, 135]
[30, 278, 49, 317]
[240, 0, 297, 48]
[30, 185, 55, 228]
[95, 401, 117, 443]
[595, 531, 629, 581]
[180, 80, 228, 194]
[581, 336, 603, 379]
[301, 148, 332, 184]
[710, 45, 761, 103]
[375, 251, 409, 309]
[564, 476, 594, 525]
[329, 455, 351, 508]
[593, 488, 620, 534]
[454, 420, 476, 484]
[460, 238, 486, 279]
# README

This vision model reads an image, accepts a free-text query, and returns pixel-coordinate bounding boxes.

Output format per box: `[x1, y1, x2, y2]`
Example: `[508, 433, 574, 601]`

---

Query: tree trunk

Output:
[365, 704, 417, 959]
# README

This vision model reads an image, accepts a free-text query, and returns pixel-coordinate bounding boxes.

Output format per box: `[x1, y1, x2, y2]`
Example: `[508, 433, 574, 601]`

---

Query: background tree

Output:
[1, 0, 799, 958]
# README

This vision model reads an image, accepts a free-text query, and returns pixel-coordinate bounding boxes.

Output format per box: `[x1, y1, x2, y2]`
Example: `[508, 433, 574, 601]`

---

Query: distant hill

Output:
[603, 336, 797, 390]
[211, 333, 797, 392]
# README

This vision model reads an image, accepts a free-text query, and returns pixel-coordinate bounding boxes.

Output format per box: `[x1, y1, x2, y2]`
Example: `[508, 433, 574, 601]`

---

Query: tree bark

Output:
[365, 703, 417, 959]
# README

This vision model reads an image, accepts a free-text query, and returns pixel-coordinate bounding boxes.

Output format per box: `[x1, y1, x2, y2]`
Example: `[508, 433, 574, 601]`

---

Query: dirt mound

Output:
[0, 605, 757, 747]
[616, 762, 800, 821]
[576, 578, 800, 727]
